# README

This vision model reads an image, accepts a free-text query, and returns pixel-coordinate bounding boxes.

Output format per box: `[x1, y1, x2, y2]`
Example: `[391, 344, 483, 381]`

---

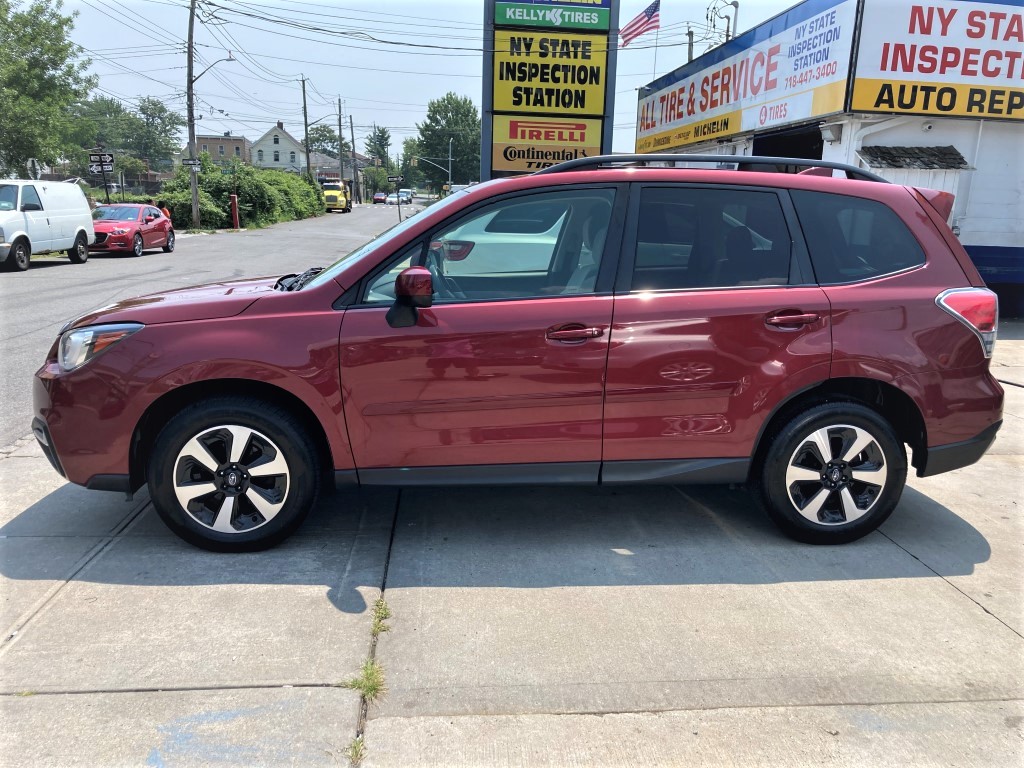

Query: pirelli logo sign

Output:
[492, 116, 602, 172]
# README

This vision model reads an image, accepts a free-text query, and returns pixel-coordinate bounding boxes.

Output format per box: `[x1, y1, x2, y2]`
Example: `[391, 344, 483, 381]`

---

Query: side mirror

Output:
[145, 215, 156, 223]
[386, 266, 433, 328]
[21, 203, 42, 212]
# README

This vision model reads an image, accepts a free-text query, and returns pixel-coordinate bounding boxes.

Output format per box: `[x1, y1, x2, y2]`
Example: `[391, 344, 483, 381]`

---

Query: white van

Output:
[0, 180, 95, 271]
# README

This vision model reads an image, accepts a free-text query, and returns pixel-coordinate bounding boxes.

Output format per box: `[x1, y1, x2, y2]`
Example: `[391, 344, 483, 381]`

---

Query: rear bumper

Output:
[918, 420, 1002, 477]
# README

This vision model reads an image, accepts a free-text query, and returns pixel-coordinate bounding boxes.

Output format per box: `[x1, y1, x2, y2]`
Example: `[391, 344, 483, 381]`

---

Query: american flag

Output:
[620, 0, 661, 47]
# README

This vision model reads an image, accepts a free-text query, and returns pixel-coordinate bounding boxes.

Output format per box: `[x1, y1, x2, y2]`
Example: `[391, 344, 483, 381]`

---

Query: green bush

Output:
[159, 156, 323, 229]
[163, 190, 226, 229]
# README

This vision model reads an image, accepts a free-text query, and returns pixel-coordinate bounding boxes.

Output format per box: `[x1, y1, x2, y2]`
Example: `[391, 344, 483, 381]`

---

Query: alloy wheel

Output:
[173, 424, 290, 534]
[785, 424, 888, 525]
[133, 234, 143, 256]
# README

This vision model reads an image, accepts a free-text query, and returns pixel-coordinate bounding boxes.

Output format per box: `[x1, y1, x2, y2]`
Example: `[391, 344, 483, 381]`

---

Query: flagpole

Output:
[652, 25, 659, 80]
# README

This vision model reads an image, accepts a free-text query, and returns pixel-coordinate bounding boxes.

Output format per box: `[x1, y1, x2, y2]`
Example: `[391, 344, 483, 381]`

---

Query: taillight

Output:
[936, 287, 998, 358]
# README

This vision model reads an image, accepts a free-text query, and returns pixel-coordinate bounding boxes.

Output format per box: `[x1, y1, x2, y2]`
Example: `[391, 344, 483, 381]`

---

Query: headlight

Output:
[111, 227, 130, 235]
[58, 323, 143, 372]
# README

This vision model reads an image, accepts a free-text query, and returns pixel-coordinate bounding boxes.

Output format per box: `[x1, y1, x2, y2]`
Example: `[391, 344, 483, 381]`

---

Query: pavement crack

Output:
[0, 682, 347, 697]
[0, 497, 152, 653]
[996, 378, 1024, 389]
[877, 529, 1024, 641]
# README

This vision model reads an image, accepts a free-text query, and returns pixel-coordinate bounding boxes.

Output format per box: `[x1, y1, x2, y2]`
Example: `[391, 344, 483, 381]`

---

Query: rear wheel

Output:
[147, 397, 320, 551]
[162, 229, 175, 253]
[6, 239, 30, 271]
[68, 232, 89, 263]
[132, 233, 144, 257]
[759, 402, 906, 544]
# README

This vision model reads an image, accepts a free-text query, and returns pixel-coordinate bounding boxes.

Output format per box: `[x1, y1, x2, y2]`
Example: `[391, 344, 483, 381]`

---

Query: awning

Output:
[857, 145, 971, 170]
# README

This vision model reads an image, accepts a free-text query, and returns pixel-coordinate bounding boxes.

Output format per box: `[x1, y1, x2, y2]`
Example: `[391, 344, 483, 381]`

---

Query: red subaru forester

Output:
[33, 155, 1003, 551]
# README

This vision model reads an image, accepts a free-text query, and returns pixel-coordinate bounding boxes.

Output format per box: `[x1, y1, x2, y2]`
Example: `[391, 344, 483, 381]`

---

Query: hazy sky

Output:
[66, 0, 795, 157]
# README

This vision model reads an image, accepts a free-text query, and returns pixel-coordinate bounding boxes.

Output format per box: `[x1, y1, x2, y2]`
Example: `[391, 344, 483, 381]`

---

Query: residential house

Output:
[251, 121, 306, 172]
[175, 132, 252, 166]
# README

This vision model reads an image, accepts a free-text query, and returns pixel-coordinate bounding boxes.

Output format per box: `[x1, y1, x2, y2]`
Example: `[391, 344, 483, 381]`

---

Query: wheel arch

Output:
[130, 378, 336, 492]
[750, 377, 928, 480]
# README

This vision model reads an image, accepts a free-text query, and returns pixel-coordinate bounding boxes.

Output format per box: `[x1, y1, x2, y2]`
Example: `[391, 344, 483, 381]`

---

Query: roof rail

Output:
[534, 154, 889, 183]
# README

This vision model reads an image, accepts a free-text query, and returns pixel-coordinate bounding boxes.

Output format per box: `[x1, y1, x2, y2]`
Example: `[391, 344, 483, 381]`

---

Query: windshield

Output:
[0, 185, 17, 211]
[323, 183, 341, 191]
[93, 206, 139, 221]
[302, 189, 473, 290]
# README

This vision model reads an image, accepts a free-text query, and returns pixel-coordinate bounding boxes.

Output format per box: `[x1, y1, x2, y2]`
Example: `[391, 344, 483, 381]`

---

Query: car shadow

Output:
[0, 481, 991, 616]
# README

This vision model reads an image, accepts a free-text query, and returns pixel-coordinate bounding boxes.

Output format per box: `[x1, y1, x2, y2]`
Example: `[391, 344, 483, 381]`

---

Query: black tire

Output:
[68, 232, 89, 263]
[147, 397, 321, 552]
[162, 229, 175, 253]
[6, 239, 30, 271]
[132, 233, 144, 257]
[758, 402, 906, 544]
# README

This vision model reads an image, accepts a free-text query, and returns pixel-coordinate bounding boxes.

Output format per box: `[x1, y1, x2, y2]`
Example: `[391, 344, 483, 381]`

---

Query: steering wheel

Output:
[425, 246, 467, 300]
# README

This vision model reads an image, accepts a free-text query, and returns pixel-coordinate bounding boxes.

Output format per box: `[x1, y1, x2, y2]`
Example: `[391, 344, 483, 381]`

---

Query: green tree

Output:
[416, 92, 480, 189]
[0, 0, 95, 176]
[401, 136, 426, 190]
[75, 96, 143, 152]
[304, 124, 349, 159]
[362, 167, 390, 195]
[124, 97, 184, 169]
[364, 124, 391, 169]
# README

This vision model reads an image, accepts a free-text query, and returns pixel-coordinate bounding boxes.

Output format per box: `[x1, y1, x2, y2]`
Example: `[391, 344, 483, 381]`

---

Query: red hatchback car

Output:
[91, 204, 175, 257]
[34, 155, 1002, 551]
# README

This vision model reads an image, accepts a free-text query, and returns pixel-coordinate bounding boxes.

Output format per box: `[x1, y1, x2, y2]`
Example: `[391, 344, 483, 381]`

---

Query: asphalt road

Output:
[0, 202, 412, 448]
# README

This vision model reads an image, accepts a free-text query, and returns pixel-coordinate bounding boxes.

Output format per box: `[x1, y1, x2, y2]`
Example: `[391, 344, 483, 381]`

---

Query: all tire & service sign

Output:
[635, 0, 1023, 153]
[635, 0, 856, 151]
[483, 0, 619, 178]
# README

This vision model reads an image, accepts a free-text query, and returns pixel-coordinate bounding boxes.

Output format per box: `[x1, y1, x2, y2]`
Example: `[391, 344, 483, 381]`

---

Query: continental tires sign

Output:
[483, 0, 617, 178]
[492, 115, 603, 171]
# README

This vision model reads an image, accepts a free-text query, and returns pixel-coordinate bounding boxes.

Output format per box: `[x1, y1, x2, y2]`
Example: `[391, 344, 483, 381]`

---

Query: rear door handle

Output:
[546, 325, 605, 342]
[766, 312, 820, 327]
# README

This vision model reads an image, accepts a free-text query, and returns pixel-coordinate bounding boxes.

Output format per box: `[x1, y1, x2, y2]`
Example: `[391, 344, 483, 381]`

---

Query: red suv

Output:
[33, 155, 1002, 551]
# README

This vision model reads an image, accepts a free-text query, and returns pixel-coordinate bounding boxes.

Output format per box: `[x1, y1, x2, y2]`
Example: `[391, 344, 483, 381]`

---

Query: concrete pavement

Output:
[1, 220, 1021, 765]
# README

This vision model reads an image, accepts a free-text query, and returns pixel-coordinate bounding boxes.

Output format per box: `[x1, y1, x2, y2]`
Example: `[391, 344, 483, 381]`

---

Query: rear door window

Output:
[791, 190, 926, 283]
[21, 185, 43, 210]
[630, 187, 793, 291]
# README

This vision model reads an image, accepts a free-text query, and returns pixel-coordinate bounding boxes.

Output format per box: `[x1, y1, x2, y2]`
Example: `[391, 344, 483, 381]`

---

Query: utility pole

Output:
[301, 76, 312, 183]
[448, 136, 453, 189]
[687, 27, 694, 62]
[186, 0, 200, 229]
[349, 114, 359, 204]
[337, 97, 344, 190]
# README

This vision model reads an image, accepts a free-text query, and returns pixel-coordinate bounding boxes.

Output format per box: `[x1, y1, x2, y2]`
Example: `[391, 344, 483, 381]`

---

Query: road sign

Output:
[182, 158, 201, 165]
[88, 163, 114, 174]
[88, 153, 114, 164]
[387, 175, 404, 183]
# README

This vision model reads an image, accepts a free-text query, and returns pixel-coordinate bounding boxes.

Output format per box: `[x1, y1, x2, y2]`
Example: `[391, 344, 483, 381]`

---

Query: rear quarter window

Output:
[791, 190, 926, 284]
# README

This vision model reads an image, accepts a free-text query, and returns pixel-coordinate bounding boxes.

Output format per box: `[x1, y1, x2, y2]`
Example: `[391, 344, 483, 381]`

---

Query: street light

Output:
[185, 37, 235, 228]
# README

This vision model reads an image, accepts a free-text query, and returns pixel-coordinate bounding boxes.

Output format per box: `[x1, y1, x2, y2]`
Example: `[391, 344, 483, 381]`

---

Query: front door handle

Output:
[546, 325, 605, 342]
[766, 312, 820, 328]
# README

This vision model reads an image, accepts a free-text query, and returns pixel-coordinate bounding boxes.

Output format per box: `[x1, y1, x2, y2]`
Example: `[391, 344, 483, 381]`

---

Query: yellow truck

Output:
[322, 182, 351, 213]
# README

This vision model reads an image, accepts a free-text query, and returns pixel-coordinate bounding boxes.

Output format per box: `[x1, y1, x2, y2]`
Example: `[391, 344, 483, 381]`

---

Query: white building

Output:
[635, 0, 1024, 314]
[252, 121, 306, 173]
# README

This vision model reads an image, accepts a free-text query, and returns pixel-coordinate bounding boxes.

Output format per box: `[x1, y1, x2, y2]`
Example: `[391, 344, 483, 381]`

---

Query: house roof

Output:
[253, 123, 304, 147]
[858, 145, 971, 170]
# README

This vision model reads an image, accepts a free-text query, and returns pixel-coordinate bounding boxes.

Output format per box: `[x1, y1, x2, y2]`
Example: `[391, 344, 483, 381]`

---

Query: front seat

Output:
[561, 209, 609, 294]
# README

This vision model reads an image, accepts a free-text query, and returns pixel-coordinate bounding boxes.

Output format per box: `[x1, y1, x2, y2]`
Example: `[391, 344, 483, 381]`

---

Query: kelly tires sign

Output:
[482, 0, 618, 180]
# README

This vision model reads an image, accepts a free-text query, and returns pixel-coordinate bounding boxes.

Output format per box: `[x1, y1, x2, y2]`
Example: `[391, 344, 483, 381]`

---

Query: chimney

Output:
[277, 121, 284, 130]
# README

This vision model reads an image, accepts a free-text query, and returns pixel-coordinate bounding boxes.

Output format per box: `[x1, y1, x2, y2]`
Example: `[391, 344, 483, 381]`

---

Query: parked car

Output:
[399, 188, 414, 204]
[90, 204, 174, 257]
[322, 182, 351, 213]
[33, 154, 1003, 552]
[373, 192, 388, 204]
[0, 180, 94, 271]
[385, 193, 398, 205]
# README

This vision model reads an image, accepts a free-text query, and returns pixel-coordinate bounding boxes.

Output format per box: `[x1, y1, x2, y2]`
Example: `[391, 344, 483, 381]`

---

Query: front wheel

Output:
[147, 397, 321, 552]
[162, 229, 175, 253]
[68, 232, 89, 263]
[132, 233, 144, 257]
[6, 239, 30, 271]
[759, 402, 906, 544]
